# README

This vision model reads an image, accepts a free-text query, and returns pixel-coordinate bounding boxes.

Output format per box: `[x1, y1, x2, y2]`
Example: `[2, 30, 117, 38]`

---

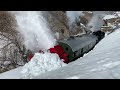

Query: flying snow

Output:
[21, 52, 66, 79]
[12, 11, 56, 52]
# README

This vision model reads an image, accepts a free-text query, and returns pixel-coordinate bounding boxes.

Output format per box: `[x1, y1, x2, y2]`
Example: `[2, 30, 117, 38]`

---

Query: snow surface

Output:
[32, 28, 120, 79]
[103, 15, 117, 20]
[21, 52, 66, 79]
[0, 67, 22, 79]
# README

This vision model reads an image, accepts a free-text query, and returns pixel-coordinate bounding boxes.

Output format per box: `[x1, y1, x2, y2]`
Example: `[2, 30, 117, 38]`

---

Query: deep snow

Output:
[1, 28, 120, 79]
[21, 52, 66, 79]
[32, 28, 120, 79]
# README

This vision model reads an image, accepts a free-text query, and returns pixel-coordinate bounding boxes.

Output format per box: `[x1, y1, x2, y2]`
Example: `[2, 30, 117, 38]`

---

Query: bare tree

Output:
[0, 11, 28, 72]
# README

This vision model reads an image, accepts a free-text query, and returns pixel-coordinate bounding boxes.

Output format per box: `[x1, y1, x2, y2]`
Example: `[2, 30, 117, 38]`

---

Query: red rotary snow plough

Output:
[28, 45, 69, 64]
[28, 31, 105, 64]
[50, 45, 69, 63]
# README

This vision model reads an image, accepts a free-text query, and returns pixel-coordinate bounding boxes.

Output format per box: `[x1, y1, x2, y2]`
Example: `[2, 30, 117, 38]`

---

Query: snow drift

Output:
[21, 52, 66, 79]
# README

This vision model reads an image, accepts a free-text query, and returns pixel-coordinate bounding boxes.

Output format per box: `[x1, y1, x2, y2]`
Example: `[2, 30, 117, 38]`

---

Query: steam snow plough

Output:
[28, 31, 105, 64]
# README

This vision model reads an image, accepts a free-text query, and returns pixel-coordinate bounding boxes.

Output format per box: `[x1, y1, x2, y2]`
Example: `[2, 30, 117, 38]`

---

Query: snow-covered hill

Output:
[32, 28, 120, 79]
[1, 28, 120, 79]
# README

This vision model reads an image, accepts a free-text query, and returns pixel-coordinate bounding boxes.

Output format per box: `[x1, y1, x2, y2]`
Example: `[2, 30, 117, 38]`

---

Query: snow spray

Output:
[11, 11, 56, 52]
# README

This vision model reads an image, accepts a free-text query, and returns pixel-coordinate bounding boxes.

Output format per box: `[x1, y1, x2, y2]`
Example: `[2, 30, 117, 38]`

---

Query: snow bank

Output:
[21, 52, 66, 79]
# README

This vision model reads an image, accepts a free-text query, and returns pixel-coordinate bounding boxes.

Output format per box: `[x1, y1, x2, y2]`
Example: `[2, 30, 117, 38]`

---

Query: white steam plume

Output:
[66, 11, 84, 25]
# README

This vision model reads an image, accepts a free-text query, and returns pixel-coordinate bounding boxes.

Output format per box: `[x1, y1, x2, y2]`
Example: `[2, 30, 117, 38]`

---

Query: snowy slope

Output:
[0, 67, 22, 79]
[1, 28, 120, 79]
[33, 28, 120, 79]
